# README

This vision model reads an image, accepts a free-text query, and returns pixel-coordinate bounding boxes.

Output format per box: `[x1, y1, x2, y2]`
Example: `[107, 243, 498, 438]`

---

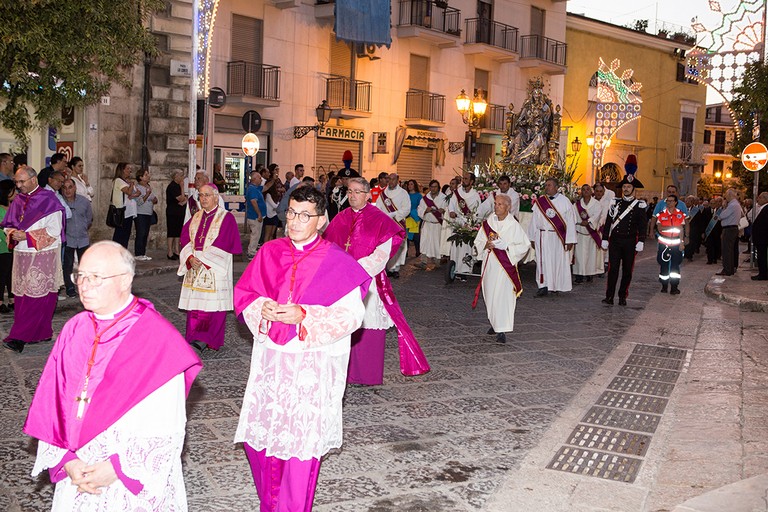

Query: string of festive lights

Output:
[196, 0, 221, 96]
[592, 58, 643, 170]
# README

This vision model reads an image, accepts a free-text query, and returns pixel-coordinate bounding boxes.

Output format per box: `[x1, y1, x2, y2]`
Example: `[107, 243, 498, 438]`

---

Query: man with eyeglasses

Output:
[324, 177, 430, 386]
[24, 241, 201, 509]
[233, 186, 370, 510]
[375, 172, 409, 278]
[1, 167, 65, 352]
[177, 183, 241, 352]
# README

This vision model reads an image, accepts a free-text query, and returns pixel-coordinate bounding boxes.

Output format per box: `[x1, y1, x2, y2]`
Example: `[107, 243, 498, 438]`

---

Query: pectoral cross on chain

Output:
[344, 237, 352, 252]
[75, 390, 90, 419]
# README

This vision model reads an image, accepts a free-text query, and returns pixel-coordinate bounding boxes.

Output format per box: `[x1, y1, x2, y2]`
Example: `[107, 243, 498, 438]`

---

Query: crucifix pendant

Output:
[76, 390, 90, 419]
[344, 238, 352, 252]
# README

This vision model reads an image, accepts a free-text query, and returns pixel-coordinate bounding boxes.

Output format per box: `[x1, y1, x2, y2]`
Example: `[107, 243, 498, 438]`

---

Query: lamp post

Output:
[714, 170, 732, 195]
[293, 100, 333, 138]
[455, 89, 488, 166]
[571, 137, 582, 154]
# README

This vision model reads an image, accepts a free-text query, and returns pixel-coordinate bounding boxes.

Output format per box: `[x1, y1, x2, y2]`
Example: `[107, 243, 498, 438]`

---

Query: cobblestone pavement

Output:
[0, 250, 664, 511]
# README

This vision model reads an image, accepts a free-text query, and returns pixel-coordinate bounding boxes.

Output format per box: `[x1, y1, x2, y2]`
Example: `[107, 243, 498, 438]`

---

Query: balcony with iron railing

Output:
[518, 35, 567, 73]
[226, 61, 281, 106]
[315, 0, 334, 19]
[464, 18, 518, 61]
[479, 104, 506, 132]
[704, 142, 732, 155]
[325, 75, 372, 118]
[675, 142, 707, 165]
[405, 89, 445, 127]
[397, 0, 461, 45]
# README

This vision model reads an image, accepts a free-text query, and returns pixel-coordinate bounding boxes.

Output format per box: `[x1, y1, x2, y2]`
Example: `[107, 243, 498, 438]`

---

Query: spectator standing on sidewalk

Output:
[133, 168, 158, 261]
[751, 191, 768, 281]
[61, 178, 92, 298]
[166, 169, 187, 260]
[111, 162, 140, 248]
[245, 170, 266, 259]
[717, 188, 742, 276]
[0, 180, 15, 312]
[68, 157, 94, 201]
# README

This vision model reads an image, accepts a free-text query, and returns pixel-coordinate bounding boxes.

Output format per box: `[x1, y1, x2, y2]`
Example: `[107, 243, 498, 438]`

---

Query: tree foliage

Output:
[0, 0, 162, 148]
[728, 60, 768, 195]
[627, 19, 649, 33]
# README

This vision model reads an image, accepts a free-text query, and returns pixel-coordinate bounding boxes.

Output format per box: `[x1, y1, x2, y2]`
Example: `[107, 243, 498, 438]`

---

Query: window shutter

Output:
[231, 15, 263, 63]
[330, 34, 352, 77]
[409, 55, 429, 90]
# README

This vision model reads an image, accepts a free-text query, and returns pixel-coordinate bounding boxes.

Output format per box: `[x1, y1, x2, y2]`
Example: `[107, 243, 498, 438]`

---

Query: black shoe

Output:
[601, 297, 613, 305]
[3, 339, 23, 353]
[661, 286, 668, 293]
[495, 332, 506, 344]
[0, 304, 9, 314]
[392, 271, 400, 279]
[486, 327, 495, 335]
[751, 276, 768, 281]
[670, 288, 681, 295]
[586, 276, 593, 283]
[535, 287, 548, 298]
[190, 340, 207, 353]
[618, 298, 627, 306]
[716, 271, 733, 276]
[66, 290, 77, 298]
[574, 277, 584, 284]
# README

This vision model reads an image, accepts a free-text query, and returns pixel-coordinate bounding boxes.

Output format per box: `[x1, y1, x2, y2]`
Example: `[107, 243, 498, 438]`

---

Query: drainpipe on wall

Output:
[140, 52, 151, 170]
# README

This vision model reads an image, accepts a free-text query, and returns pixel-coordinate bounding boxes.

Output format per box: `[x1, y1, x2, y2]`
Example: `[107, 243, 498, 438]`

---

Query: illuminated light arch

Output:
[592, 58, 643, 171]
[196, 0, 221, 96]
[687, 0, 766, 134]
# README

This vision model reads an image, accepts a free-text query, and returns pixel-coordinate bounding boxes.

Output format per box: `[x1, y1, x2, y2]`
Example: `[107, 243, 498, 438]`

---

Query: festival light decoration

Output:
[686, 0, 765, 113]
[591, 58, 643, 171]
[196, 0, 221, 96]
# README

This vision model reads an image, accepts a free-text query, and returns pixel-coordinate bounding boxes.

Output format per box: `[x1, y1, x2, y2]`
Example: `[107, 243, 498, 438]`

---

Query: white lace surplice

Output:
[9, 210, 63, 297]
[235, 289, 365, 460]
[32, 374, 189, 512]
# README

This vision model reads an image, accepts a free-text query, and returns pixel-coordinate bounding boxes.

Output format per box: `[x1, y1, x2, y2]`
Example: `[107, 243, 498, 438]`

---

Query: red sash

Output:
[454, 188, 471, 216]
[534, 195, 567, 248]
[422, 195, 444, 224]
[380, 189, 406, 228]
[472, 220, 523, 306]
[575, 200, 602, 248]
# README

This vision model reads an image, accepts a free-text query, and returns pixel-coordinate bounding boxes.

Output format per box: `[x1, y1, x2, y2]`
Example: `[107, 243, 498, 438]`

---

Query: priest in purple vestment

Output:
[178, 183, 242, 352]
[24, 241, 201, 510]
[1, 167, 65, 353]
[324, 177, 430, 386]
[234, 186, 370, 511]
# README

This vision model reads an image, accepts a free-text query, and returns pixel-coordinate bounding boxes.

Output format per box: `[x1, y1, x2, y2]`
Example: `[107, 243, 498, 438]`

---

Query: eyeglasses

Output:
[71, 272, 128, 287]
[285, 209, 323, 223]
[347, 189, 368, 195]
[13, 177, 32, 186]
[199, 193, 216, 198]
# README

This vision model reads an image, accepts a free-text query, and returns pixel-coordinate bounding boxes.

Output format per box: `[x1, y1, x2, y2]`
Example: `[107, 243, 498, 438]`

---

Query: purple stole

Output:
[482, 220, 523, 296]
[323, 204, 430, 377]
[24, 299, 202, 451]
[576, 200, 602, 248]
[422, 194, 443, 224]
[234, 237, 371, 345]
[533, 195, 567, 248]
[454, 188, 471, 216]
[188, 195, 199, 217]
[380, 189, 405, 228]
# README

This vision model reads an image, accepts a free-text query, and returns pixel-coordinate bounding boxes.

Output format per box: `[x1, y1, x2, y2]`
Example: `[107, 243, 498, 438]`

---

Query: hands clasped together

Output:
[261, 300, 305, 325]
[64, 459, 118, 495]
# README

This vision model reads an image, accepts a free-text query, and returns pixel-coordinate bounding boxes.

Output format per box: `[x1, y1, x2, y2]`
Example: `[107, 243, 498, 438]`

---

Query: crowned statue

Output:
[502, 77, 562, 167]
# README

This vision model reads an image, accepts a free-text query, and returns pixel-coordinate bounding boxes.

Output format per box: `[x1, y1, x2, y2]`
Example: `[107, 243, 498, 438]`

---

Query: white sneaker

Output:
[135, 255, 150, 261]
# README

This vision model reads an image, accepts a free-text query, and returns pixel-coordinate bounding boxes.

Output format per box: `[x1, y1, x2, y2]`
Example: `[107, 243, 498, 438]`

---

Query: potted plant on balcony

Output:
[434, 0, 448, 9]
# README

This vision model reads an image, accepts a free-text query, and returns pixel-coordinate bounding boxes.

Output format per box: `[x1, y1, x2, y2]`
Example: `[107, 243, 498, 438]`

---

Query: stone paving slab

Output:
[2, 242, 760, 511]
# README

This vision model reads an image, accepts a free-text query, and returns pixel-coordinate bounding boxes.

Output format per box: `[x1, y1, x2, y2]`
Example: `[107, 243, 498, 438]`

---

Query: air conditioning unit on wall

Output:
[356, 43, 380, 60]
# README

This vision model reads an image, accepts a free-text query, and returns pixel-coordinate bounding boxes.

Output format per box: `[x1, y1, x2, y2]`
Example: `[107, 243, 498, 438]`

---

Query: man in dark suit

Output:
[752, 192, 768, 281]
[37, 152, 67, 188]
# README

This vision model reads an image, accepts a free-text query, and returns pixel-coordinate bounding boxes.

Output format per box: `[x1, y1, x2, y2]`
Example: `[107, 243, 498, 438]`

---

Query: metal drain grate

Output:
[618, 365, 681, 383]
[607, 377, 676, 397]
[597, 391, 668, 414]
[632, 344, 687, 360]
[581, 406, 661, 433]
[566, 424, 652, 456]
[547, 446, 643, 483]
[626, 354, 685, 371]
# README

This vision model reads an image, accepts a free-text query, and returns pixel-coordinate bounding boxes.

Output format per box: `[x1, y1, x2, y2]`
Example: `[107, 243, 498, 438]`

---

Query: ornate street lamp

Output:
[571, 137, 582, 153]
[456, 89, 488, 165]
[294, 100, 333, 139]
